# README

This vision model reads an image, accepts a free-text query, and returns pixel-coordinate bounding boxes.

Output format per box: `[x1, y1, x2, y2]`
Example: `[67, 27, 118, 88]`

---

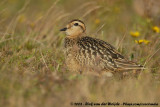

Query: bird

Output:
[60, 19, 143, 75]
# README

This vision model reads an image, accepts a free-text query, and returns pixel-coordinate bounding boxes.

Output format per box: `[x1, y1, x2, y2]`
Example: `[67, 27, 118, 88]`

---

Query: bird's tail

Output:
[115, 60, 145, 70]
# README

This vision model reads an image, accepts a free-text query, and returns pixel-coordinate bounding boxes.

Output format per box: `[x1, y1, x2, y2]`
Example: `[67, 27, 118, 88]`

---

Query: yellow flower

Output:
[135, 40, 143, 44]
[114, 7, 120, 13]
[18, 14, 26, 23]
[130, 31, 140, 37]
[135, 39, 150, 45]
[94, 19, 100, 24]
[30, 22, 35, 29]
[152, 26, 159, 33]
[143, 40, 150, 44]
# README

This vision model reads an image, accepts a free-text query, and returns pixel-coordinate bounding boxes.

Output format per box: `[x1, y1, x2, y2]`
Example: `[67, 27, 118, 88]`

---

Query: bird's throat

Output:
[66, 33, 86, 39]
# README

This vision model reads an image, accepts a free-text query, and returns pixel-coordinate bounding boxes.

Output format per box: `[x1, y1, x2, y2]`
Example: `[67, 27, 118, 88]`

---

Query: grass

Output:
[0, 0, 160, 107]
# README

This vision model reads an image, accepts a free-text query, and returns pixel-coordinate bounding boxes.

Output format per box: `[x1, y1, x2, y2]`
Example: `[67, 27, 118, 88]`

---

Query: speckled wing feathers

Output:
[77, 37, 118, 70]
[64, 36, 143, 72]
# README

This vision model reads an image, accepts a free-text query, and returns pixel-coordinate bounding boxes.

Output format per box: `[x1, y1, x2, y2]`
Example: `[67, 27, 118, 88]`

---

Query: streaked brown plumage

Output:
[60, 19, 143, 74]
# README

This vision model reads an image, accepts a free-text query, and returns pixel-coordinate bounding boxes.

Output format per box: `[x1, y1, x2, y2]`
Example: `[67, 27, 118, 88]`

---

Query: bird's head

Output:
[60, 19, 86, 38]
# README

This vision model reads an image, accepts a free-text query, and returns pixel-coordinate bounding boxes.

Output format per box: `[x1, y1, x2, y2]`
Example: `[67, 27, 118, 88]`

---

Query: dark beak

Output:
[60, 27, 67, 31]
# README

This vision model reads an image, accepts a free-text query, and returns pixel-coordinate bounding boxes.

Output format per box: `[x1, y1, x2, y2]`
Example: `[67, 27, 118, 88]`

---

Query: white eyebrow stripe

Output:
[78, 25, 85, 32]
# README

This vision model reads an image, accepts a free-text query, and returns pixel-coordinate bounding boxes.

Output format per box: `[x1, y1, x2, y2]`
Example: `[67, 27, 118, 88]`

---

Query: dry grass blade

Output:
[37, 0, 60, 23]
[117, 25, 128, 50]
[73, 1, 96, 14]
[143, 47, 160, 67]
[0, 36, 20, 43]
[82, 6, 101, 18]
[1, 0, 31, 40]
[94, 24, 106, 36]
[40, 48, 49, 70]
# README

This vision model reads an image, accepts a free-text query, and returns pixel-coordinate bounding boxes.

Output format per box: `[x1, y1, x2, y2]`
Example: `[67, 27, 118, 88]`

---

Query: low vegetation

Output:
[0, 0, 160, 106]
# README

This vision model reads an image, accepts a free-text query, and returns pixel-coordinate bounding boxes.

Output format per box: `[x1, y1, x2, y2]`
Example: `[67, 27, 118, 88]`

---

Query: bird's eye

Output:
[74, 23, 79, 26]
